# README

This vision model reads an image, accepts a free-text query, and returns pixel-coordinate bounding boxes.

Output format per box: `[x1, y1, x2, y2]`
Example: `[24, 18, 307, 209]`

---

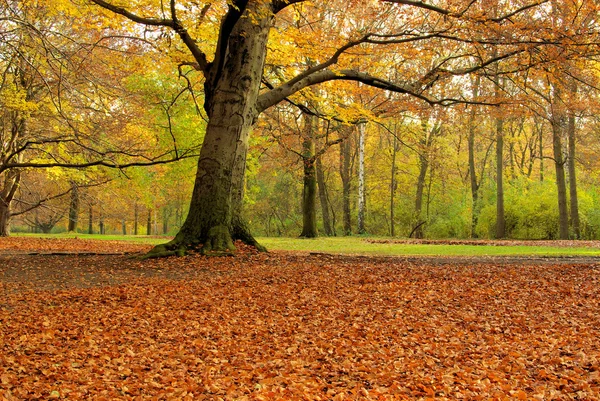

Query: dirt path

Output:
[2, 251, 599, 296]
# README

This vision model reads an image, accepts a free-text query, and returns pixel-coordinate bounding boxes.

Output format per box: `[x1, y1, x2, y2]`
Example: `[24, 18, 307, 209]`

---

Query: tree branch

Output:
[88, 0, 209, 71]
[273, 0, 308, 14]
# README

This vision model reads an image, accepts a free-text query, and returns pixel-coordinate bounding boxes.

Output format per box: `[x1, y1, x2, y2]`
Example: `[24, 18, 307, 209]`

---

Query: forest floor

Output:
[1, 237, 599, 400]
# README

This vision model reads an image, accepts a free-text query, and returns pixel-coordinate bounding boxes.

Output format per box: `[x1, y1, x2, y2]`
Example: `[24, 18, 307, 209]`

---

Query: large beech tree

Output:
[83, 0, 598, 255]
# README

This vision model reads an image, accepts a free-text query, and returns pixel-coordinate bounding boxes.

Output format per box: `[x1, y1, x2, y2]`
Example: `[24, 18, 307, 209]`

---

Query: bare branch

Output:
[88, 0, 209, 71]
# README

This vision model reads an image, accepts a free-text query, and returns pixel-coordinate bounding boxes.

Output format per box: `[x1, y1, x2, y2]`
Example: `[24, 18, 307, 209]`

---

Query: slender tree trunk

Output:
[539, 125, 544, 182]
[553, 124, 569, 240]
[122, 219, 127, 235]
[340, 138, 352, 235]
[300, 156, 318, 238]
[357, 123, 366, 234]
[316, 155, 333, 236]
[162, 207, 169, 235]
[134, 203, 139, 235]
[300, 113, 318, 238]
[88, 204, 93, 234]
[493, 72, 506, 239]
[468, 131, 479, 237]
[551, 87, 570, 240]
[495, 115, 505, 239]
[68, 181, 79, 232]
[99, 214, 105, 235]
[146, 209, 152, 236]
[567, 90, 580, 238]
[468, 76, 481, 238]
[390, 133, 398, 237]
[414, 149, 429, 239]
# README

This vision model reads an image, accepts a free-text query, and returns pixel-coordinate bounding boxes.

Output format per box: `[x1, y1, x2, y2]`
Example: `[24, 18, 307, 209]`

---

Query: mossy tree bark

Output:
[147, 1, 272, 257]
[0, 170, 20, 237]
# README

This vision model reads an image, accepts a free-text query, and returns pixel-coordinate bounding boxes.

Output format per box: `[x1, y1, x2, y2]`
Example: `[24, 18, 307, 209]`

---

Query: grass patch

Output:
[13, 232, 169, 245]
[258, 236, 600, 257]
[11, 233, 600, 257]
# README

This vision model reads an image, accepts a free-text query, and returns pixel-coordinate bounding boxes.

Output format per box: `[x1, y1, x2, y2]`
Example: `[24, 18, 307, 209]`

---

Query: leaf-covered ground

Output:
[1, 239, 599, 400]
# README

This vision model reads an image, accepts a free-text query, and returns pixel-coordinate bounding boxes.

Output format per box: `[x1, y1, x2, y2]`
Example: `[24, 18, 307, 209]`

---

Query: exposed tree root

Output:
[142, 218, 266, 259]
[232, 216, 267, 252]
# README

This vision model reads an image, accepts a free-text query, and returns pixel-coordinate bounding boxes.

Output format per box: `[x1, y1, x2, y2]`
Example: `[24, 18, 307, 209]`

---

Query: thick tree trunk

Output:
[316, 156, 333, 236]
[357, 123, 366, 234]
[68, 181, 79, 232]
[147, 3, 271, 257]
[0, 201, 10, 237]
[0, 170, 20, 237]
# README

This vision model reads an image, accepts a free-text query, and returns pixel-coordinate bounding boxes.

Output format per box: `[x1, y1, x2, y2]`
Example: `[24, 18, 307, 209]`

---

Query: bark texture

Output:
[147, 2, 272, 257]
[0, 170, 20, 237]
[357, 123, 366, 235]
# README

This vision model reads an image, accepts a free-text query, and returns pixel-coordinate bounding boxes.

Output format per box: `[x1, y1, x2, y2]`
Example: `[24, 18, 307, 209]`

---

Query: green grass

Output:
[257, 236, 600, 257]
[14, 232, 169, 245]
[11, 233, 600, 257]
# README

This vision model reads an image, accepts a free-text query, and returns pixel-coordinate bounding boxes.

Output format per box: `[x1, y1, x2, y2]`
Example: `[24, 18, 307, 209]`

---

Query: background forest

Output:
[2, 0, 600, 241]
